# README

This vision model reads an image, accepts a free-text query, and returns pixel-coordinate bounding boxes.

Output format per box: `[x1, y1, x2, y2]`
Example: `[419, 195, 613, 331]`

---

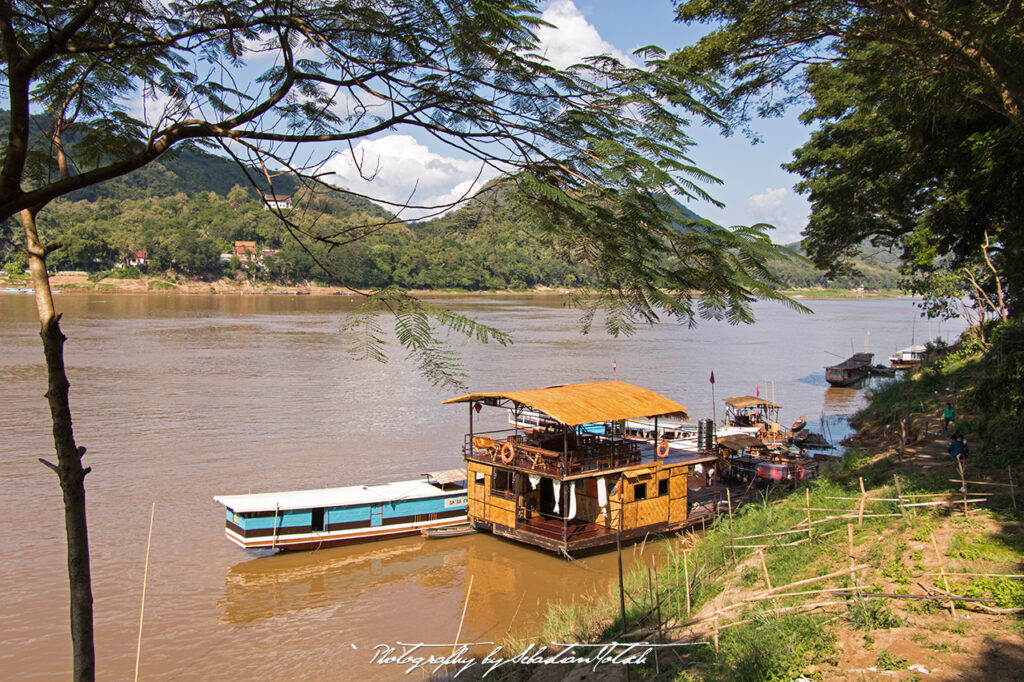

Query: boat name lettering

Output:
[444, 496, 468, 508]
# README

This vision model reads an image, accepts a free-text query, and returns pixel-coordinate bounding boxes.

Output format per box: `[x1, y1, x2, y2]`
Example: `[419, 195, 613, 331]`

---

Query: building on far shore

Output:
[262, 194, 292, 211]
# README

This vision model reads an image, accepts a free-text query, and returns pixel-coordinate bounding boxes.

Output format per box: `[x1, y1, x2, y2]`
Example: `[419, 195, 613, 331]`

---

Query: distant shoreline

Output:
[2, 273, 907, 299]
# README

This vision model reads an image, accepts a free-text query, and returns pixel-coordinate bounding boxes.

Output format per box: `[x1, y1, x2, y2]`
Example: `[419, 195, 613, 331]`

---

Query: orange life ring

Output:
[796, 466, 805, 480]
[500, 442, 515, 464]
[657, 440, 670, 458]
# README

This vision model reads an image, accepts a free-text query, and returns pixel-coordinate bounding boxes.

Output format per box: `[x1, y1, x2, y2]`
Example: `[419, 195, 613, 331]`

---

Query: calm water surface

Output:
[0, 293, 964, 679]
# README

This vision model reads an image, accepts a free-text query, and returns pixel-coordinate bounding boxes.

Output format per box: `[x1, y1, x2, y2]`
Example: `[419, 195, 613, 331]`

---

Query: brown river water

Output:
[0, 293, 964, 680]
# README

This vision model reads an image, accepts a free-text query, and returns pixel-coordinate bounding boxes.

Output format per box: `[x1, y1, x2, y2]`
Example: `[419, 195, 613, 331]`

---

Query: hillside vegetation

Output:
[3, 172, 903, 292]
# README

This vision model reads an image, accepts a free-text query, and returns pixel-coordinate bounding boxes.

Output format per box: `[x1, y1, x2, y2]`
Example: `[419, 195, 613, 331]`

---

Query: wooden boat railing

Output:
[464, 431, 641, 476]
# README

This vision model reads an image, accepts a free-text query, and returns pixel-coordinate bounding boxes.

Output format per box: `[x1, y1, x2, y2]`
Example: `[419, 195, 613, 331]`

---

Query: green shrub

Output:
[709, 613, 836, 682]
[876, 650, 908, 671]
[847, 597, 902, 630]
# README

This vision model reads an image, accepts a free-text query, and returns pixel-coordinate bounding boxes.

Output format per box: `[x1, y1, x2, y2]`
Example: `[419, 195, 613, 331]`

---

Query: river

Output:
[0, 293, 964, 679]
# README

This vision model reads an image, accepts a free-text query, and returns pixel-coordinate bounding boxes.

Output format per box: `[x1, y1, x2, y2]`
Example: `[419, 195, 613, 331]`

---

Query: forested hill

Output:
[0, 110, 385, 218]
[0, 134, 901, 290]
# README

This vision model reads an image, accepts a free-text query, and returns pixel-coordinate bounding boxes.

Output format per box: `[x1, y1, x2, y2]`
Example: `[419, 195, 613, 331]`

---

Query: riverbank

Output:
[515, 334, 1024, 681]
[2, 272, 905, 299]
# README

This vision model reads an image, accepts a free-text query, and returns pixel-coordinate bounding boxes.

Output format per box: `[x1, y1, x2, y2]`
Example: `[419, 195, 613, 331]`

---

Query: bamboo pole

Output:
[1009, 466, 1018, 514]
[134, 503, 156, 682]
[957, 459, 969, 516]
[712, 616, 719, 653]
[930, 533, 955, 619]
[923, 572, 1024, 579]
[847, 524, 856, 589]
[805, 507, 864, 513]
[858, 477, 866, 525]
[759, 550, 777, 610]
[904, 499, 987, 508]
[674, 553, 680, 618]
[948, 479, 1016, 488]
[452, 574, 474, 655]
[747, 586, 857, 602]
[683, 549, 691, 616]
[734, 527, 818, 541]
[805, 488, 813, 541]
[648, 567, 660, 675]
[726, 488, 736, 563]
[825, 496, 900, 501]
[893, 475, 906, 517]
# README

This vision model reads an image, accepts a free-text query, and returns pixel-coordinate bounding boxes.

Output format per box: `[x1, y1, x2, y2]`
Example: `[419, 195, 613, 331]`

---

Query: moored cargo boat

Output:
[825, 352, 874, 387]
[214, 469, 467, 550]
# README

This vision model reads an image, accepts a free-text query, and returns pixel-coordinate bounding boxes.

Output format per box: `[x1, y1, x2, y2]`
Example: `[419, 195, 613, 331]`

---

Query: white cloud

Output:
[741, 187, 809, 243]
[321, 135, 501, 218]
[744, 187, 788, 222]
[536, 0, 635, 69]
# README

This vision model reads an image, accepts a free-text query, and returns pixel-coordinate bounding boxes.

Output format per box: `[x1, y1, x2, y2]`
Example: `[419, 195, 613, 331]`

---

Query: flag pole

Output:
[710, 369, 716, 424]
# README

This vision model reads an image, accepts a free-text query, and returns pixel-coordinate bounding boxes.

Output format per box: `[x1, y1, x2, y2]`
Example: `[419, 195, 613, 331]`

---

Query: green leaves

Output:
[340, 286, 512, 390]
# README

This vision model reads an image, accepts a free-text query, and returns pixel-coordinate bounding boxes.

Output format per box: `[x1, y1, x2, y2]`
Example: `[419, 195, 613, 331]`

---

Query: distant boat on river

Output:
[889, 344, 927, 369]
[825, 352, 873, 387]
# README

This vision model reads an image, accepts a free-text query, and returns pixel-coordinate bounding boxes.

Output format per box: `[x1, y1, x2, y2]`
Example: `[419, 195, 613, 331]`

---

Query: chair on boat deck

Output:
[472, 435, 497, 457]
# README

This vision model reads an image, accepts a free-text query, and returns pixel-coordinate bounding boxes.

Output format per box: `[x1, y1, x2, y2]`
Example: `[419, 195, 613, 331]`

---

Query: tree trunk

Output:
[23, 208, 95, 682]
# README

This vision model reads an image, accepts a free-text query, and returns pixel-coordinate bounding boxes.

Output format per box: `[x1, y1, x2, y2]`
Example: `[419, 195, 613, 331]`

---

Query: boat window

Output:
[475, 471, 485, 484]
[241, 510, 277, 519]
[311, 507, 325, 532]
[491, 469, 514, 498]
[633, 482, 647, 501]
[658, 478, 668, 497]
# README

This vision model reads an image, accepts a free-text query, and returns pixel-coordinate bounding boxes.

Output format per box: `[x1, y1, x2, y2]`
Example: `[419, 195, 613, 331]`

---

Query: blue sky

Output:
[321, 1, 816, 245]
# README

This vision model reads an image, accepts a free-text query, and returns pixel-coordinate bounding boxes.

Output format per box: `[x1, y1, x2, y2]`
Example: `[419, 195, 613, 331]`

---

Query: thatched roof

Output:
[723, 395, 781, 409]
[443, 380, 687, 427]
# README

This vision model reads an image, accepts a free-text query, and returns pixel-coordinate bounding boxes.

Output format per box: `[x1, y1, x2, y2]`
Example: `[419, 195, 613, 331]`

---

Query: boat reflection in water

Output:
[219, 529, 663, 654]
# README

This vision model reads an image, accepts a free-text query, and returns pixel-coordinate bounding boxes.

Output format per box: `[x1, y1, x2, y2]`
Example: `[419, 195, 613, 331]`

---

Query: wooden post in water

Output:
[616, 475, 627, 640]
[134, 503, 155, 682]
[726, 488, 736, 563]
[453, 575, 474, 656]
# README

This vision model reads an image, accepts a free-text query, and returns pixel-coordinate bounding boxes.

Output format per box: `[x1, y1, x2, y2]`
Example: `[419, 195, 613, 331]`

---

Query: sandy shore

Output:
[3, 272, 901, 298]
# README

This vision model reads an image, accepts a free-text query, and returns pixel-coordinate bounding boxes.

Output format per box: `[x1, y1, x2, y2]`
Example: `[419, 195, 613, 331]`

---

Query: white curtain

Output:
[596, 476, 607, 510]
[552, 479, 561, 515]
[568, 482, 577, 519]
[528, 474, 540, 491]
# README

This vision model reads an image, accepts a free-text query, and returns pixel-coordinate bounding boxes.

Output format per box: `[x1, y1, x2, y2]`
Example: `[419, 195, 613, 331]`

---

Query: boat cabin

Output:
[825, 352, 874, 386]
[889, 345, 926, 369]
[444, 381, 715, 553]
[723, 395, 782, 432]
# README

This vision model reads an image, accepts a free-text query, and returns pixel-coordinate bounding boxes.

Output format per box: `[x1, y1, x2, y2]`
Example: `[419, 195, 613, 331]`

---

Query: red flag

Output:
[709, 369, 715, 385]
[756, 383, 760, 397]
[612, 357, 617, 374]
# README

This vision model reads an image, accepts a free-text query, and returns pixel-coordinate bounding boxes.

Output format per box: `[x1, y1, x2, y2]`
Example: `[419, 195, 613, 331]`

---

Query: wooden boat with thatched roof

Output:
[443, 380, 719, 554]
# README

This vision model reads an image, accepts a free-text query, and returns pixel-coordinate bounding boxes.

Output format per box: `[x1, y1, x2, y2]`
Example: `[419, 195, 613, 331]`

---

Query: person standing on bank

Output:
[943, 402, 956, 433]
[948, 434, 968, 463]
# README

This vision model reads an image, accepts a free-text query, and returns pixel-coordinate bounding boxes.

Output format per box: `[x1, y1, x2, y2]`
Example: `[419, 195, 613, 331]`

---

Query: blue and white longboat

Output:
[214, 469, 468, 551]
